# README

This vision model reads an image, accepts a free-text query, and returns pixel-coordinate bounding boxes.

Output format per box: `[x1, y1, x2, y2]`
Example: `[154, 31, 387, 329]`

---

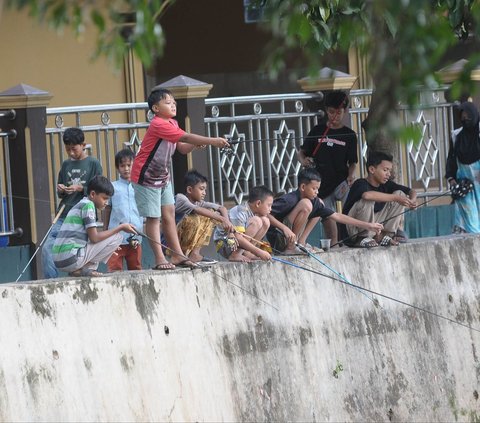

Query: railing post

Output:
[154, 75, 213, 194]
[0, 84, 52, 279]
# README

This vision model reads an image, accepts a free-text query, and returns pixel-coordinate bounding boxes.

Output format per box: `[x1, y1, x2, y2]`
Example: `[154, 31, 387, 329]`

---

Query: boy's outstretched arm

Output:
[87, 223, 137, 244]
[176, 133, 229, 153]
[330, 213, 383, 235]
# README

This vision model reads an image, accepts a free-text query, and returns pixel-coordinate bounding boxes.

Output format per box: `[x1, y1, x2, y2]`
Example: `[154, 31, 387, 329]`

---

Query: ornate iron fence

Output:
[205, 89, 455, 204]
[46, 103, 150, 209]
[44, 89, 455, 209]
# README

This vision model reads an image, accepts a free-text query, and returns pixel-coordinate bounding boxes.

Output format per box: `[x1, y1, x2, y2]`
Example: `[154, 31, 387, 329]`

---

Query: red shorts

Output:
[107, 244, 142, 271]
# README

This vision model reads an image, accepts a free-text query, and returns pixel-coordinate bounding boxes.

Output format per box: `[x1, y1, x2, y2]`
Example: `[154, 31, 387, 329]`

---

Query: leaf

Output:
[91, 10, 105, 32]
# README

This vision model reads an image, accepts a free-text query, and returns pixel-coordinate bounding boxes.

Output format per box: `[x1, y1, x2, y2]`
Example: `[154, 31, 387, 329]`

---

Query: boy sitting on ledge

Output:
[342, 151, 417, 248]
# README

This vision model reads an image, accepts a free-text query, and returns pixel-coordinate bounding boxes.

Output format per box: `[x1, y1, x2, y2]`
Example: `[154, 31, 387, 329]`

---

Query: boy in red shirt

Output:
[131, 88, 229, 269]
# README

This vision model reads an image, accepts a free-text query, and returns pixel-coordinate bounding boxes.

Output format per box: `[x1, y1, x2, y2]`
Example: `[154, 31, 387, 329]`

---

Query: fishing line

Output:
[276, 247, 480, 333]
[240, 229, 477, 332]
[136, 230, 278, 311]
[15, 204, 65, 282]
[296, 242, 380, 306]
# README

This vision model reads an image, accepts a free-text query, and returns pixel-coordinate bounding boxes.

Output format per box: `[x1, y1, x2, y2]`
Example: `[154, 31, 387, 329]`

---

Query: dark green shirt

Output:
[57, 156, 102, 218]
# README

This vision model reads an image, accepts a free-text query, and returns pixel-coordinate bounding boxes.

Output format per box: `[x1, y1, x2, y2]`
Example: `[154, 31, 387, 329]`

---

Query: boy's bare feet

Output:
[229, 251, 252, 262]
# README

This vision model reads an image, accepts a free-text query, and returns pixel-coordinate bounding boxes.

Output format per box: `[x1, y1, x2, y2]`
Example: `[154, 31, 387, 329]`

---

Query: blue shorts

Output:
[132, 182, 174, 218]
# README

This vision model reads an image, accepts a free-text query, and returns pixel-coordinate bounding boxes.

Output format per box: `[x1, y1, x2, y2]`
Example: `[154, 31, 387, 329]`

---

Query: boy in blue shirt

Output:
[41, 127, 102, 279]
[53, 176, 137, 277]
[104, 149, 144, 271]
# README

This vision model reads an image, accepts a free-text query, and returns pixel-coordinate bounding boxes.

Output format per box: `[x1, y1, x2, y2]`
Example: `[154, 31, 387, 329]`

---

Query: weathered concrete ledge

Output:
[1, 235, 479, 422]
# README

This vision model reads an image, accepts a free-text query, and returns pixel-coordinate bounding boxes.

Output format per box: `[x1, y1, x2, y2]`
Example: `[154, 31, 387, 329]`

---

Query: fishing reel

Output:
[220, 140, 237, 156]
[451, 178, 474, 200]
[127, 235, 140, 249]
[223, 234, 239, 251]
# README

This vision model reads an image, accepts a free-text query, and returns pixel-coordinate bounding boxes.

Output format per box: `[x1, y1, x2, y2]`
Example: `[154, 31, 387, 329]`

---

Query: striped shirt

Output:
[52, 197, 97, 269]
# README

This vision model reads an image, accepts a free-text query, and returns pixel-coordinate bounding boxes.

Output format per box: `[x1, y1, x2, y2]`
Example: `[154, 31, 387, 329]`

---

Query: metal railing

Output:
[46, 103, 151, 209]
[0, 126, 17, 237]
[43, 89, 455, 210]
[204, 93, 324, 204]
[205, 89, 455, 203]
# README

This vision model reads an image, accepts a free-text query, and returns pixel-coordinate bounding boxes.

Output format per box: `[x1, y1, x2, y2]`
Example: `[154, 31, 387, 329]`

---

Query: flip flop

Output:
[152, 262, 175, 270]
[197, 257, 218, 266]
[354, 237, 378, 248]
[379, 235, 399, 247]
[173, 259, 197, 269]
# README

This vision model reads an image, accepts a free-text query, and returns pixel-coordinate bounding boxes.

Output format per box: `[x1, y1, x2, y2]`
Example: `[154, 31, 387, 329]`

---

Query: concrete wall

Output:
[1, 235, 479, 421]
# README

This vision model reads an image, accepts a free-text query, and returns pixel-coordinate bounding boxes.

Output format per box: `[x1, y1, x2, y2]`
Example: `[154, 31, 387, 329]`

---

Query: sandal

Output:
[152, 262, 175, 270]
[172, 259, 197, 269]
[379, 235, 399, 247]
[355, 237, 378, 248]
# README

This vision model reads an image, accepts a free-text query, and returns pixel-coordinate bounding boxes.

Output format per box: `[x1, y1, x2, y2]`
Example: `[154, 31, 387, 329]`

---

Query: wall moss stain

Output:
[72, 281, 99, 304]
[1, 290, 7, 299]
[434, 243, 449, 277]
[299, 327, 312, 346]
[221, 323, 313, 359]
[24, 364, 54, 402]
[130, 277, 160, 335]
[29, 287, 54, 319]
[120, 354, 135, 372]
[83, 358, 92, 373]
[0, 368, 9, 421]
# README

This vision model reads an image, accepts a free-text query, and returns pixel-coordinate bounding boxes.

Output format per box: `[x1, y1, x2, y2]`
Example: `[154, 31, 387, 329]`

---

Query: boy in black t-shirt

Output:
[342, 151, 417, 247]
[298, 90, 358, 246]
[267, 169, 383, 254]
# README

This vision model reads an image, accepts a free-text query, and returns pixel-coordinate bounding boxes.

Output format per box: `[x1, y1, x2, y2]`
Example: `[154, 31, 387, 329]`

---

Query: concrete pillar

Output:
[0, 84, 52, 278]
[154, 75, 213, 194]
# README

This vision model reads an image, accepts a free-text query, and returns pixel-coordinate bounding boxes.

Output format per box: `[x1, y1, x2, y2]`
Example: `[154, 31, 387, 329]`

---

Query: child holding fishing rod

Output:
[131, 88, 230, 270]
[266, 168, 383, 253]
[342, 151, 417, 248]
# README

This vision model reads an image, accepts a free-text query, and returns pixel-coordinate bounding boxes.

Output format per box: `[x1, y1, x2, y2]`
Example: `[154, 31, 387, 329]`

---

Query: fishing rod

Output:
[135, 229, 279, 311]
[295, 242, 380, 306]
[233, 230, 347, 283]
[235, 229, 380, 309]
[15, 204, 65, 283]
[331, 188, 454, 248]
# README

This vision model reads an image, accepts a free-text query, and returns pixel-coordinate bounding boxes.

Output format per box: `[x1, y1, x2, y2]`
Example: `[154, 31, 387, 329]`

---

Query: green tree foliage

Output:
[253, 0, 480, 150]
[4, 0, 175, 69]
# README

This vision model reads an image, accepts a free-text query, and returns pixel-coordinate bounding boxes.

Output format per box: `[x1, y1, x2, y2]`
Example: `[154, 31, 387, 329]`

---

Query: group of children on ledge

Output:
[41, 88, 417, 279]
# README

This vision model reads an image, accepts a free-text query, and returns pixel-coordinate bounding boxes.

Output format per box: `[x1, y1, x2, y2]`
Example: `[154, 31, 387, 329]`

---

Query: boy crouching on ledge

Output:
[175, 170, 234, 265]
[53, 175, 137, 277]
[213, 185, 278, 262]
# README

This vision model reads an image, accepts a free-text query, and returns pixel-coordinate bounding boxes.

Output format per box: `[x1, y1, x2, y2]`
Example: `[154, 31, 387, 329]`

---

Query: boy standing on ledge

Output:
[131, 88, 230, 270]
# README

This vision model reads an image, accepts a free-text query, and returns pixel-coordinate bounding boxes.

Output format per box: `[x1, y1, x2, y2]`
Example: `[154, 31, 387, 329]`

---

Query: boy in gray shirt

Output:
[175, 170, 233, 265]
